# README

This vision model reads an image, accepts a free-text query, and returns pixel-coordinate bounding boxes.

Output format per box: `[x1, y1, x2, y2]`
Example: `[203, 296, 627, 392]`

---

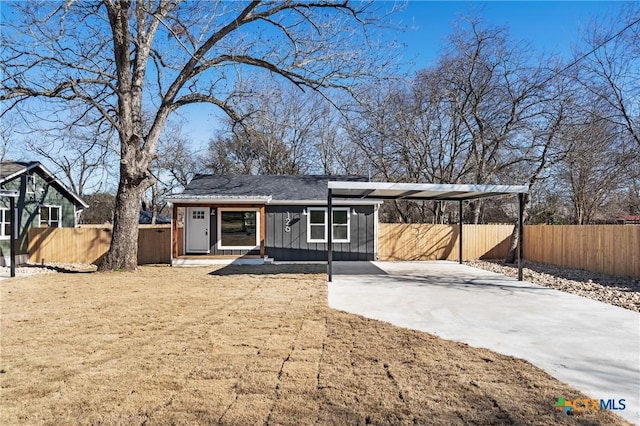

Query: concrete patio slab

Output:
[328, 261, 640, 425]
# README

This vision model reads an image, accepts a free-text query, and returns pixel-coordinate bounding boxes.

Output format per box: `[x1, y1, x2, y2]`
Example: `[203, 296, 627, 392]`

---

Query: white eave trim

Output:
[166, 196, 382, 206]
[269, 199, 383, 206]
[166, 195, 272, 204]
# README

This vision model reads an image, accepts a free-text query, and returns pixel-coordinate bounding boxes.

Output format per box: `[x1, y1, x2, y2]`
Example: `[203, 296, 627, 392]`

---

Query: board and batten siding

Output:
[265, 205, 375, 261]
[1, 171, 78, 256]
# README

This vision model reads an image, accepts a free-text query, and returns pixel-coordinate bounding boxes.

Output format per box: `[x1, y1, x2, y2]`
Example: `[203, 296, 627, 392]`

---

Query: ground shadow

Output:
[209, 263, 326, 276]
[332, 261, 389, 276]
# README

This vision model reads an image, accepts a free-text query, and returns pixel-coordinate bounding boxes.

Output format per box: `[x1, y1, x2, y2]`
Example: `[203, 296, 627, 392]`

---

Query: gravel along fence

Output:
[0, 263, 97, 279]
[466, 260, 640, 313]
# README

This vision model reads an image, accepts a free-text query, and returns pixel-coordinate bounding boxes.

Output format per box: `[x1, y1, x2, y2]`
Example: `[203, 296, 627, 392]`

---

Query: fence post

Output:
[518, 193, 524, 281]
[458, 200, 463, 264]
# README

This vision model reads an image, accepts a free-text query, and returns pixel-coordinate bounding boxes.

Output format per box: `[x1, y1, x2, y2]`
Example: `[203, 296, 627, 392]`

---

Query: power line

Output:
[547, 15, 640, 84]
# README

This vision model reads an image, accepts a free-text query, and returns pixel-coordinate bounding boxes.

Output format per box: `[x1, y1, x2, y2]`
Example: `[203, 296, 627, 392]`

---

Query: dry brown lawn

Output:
[0, 265, 630, 425]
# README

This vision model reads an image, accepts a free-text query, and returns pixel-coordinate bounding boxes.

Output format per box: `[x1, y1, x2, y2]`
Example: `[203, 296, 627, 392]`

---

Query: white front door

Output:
[186, 207, 210, 253]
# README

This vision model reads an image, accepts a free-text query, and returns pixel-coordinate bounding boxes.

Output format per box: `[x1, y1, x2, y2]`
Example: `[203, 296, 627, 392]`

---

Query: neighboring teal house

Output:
[0, 161, 88, 266]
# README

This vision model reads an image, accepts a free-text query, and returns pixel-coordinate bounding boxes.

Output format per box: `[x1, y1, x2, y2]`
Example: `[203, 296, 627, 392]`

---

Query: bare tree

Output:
[1, 1, 394, 270]
[203, 82, 370, 176]
[347, 19, 552, 224]
[556, 109, 633, 224]
[503, 69, 576, 262]
[145, 120, 202, 223]
[578, 5, 640, 148]
[26, 123, 115, 198]
[81, 192, 116, 224]
[441, 20, 549, 223]
[0, 116, 16, 162]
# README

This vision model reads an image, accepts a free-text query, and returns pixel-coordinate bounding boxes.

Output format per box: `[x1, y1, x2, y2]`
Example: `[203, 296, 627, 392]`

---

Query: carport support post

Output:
[518, 193, 524, 281]
[327, 188, 333, 282]
[458, 200, 463, 264]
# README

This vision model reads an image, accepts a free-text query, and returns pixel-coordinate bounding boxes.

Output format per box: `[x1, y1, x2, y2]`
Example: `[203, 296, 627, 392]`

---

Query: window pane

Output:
[309, 210, 325, 224]
[221, 211, 257, 247]
[40, 207, 49, 221]
[3, 224, 9, 236]
[333, 225, 348, 240]
[51, 207, 60, 220]
[333, 210, 347, 225]
[310, 224, 325, 240]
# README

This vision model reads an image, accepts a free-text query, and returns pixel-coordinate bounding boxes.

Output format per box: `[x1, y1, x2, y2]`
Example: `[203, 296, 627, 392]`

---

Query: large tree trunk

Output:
[99, 181, 145, 271]
[505, 193, 530, 264]
[99, 146, 151, 271]
[470, 200, 482, 224]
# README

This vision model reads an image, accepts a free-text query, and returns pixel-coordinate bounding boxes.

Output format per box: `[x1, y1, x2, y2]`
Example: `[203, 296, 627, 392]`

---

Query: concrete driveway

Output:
[328, 261, 640, 425]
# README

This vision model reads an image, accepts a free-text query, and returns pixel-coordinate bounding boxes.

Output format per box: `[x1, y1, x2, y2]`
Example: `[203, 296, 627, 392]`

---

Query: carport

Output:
[326, 182, 529, 281]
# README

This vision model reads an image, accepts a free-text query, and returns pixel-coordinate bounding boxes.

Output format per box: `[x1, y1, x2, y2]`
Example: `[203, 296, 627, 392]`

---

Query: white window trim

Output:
[307, 207, 328, 243]
[25, 175, 36, 194]
[40, 205, 62, 228]
[0, 208, 9, 240]
[332, 207, 351, 243]
[217, 207, 260, 250]
[306, 207, 351, 244]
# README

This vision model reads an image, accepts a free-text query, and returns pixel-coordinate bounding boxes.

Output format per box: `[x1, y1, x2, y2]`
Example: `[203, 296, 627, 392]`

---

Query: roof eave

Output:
[166, 195, 273, 204]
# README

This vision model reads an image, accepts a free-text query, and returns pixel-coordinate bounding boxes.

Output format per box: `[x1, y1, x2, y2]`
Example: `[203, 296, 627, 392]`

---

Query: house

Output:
[166, 175, 380, 264]
[0, 161, 88, 266]
[616, 215, 640, 225]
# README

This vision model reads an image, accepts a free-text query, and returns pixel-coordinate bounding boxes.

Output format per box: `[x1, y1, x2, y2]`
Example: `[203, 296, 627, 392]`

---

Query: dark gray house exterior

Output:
[167, 175, 380, 263]
[0, 161, 88, 266]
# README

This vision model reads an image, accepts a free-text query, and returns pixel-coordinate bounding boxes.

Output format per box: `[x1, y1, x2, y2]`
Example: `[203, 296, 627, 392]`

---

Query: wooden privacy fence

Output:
[524, 225, 640, 279]
[28, 225, 184, 265]
[27, 223, 640, 278]
[378, 223, 514, 261]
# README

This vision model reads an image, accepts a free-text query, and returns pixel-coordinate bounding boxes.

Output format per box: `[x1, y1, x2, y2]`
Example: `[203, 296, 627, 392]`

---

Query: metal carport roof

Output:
[327, 181, 529, 201]
[326, 181, 529, 282]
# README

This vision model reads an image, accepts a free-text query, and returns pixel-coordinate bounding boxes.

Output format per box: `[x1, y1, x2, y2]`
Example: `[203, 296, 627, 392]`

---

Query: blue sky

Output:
[392, 1, 624, 70]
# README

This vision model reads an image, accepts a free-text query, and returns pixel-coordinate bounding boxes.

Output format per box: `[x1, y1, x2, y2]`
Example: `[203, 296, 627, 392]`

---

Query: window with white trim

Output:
[217, 208, 260, 250]
[331, 208, 350, 243]
[0, 208, 10, 239]
[25, 175, 36, 194]
[40, 205, 61, 228]
[307, 208, 327, 243]
[306, 207, 351, 243]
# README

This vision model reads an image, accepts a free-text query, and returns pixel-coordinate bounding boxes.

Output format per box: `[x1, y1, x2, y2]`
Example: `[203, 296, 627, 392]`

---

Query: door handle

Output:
[205, 228, 208, 236]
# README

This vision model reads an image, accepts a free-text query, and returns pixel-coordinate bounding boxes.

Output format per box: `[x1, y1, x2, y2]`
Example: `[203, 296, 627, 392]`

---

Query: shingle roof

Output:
[0, 161, 38, 181]
[179, 175, 369, 201]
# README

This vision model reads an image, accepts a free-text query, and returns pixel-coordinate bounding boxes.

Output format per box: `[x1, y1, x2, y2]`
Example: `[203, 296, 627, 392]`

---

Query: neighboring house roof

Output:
[167, 175, 372, 204]
[617, 215, 640, 223]
[0, 161, 89, 208]
[139, 210, 171, 224]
